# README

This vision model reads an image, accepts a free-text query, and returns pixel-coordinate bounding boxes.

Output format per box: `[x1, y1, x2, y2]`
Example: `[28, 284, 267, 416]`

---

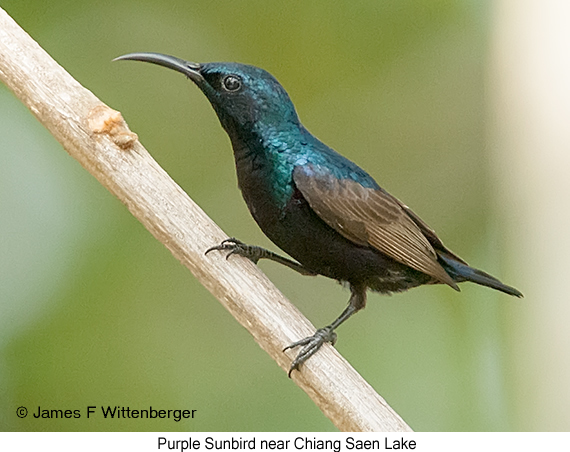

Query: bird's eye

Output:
[222, 75, 242, 92]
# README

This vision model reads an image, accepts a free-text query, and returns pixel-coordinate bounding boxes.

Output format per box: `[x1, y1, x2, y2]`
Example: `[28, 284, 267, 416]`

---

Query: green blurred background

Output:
[0, 0, 560, 432]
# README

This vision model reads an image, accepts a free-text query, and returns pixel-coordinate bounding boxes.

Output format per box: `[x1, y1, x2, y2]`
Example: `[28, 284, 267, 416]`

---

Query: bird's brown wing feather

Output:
[293, 166, 458, 288]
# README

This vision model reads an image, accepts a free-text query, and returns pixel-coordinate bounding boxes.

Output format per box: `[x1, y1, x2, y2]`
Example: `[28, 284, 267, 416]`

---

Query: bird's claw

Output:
[205, 238, 260, 263]
[205, 237, 242, 254]
[284, 327, 337, 377]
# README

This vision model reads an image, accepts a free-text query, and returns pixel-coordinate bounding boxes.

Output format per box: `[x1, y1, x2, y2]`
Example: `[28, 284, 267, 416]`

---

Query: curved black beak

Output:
[113, 52, 203, 83]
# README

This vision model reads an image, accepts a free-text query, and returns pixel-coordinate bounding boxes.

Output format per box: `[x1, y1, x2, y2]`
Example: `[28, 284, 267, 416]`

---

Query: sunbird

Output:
[116, 53, 522, 376]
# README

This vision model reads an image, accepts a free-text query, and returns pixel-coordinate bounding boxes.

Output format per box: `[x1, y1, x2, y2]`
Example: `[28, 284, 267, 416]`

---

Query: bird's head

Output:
[115, 52, 301, 141]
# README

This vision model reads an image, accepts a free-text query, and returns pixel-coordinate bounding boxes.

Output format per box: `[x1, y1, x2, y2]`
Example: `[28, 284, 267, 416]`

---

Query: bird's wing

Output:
[293, 165, 458, 288]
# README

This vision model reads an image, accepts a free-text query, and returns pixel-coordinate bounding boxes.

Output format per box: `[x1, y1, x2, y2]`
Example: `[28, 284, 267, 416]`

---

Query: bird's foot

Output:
[205, 238, 262, 264]
[206, 238, 316, 276]
[284, 327, 338, 377]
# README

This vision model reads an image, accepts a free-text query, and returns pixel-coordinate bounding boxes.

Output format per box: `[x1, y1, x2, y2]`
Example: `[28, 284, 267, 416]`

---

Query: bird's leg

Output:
[284, 284, 367, 377]
[205, 238, 316, 276]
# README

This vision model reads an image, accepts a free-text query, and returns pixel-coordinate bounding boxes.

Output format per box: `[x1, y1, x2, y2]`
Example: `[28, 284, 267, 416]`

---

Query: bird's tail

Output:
[438, 253, 523, 298]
